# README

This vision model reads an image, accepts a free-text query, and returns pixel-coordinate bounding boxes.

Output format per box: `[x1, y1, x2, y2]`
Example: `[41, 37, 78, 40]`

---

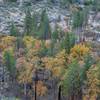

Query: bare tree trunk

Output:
[58, 85, 61, 100]
[24, 83, 27, 100]
[34, 80, 37, 100]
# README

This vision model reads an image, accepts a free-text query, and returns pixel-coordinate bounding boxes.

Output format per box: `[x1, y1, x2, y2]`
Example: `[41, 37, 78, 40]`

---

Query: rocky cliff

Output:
[0, 0, 70, 34]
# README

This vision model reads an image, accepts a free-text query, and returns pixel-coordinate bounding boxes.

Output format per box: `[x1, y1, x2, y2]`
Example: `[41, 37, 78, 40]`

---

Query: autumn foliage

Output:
[0, 33, 99, 99]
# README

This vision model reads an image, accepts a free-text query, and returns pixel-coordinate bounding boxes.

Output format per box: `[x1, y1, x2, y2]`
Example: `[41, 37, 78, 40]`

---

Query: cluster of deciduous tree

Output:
[0, 27, 100, 100]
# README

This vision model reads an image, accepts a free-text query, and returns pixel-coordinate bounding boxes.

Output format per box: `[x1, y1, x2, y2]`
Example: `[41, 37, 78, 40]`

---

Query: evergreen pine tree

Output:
[31, 12, 38, 36]
[80, 54, 94, 83]
[38, 9, 51, 40]
[51, 24, 59, 41]
[10, 22, 18, 37]
[3, 51, 16, 80]
[72, 10, 84, 29]
[16, 37, 24, 49]
[38, 40, 48, 57]
[93, 0, 100, 11]
[61, 32, 75, 54]
[72, 9, 86, 42]
[24, 7, 32, 35]
[62, 59, 82, 99]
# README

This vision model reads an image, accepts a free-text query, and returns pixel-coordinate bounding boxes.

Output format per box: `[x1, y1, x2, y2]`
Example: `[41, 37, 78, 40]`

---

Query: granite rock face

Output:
[0, 0, 70, 34]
